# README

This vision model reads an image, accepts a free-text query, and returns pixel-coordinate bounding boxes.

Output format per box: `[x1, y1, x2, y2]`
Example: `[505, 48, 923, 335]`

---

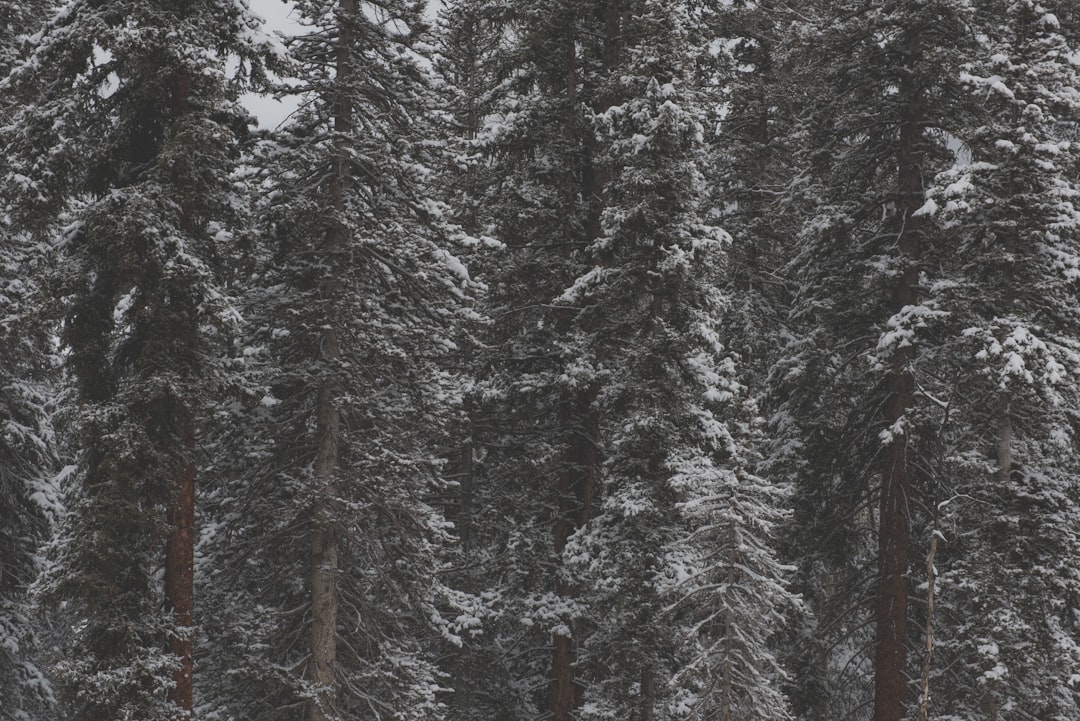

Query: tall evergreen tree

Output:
[921, 1, 1080, 717]
[467, 2, 798, 720]
[461, 1, 606, 717]
[430, 4, 509, 719]
[198, 2, 476, 720]
[560, 3, 798, 721]
[1, 3, 66, 719]
[0, 3, 61, 713]
[2, 0, 274, 718]
[768, 2, 974, 720]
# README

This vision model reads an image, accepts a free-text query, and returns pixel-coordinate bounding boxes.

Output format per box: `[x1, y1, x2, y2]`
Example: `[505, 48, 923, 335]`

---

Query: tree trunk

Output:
[996, 413, 1012, 485]
[551, 386, 599, 721]
[721, 522, 737, 721]
[916, 530, 939, 721]
[165, 67, 196, 720]
[165, 429, 196, 718]
[308, 383, 341, 721]
[873, 27, 923, 721]
[306, 1, 354, 718]
[640, 667, 655, 721]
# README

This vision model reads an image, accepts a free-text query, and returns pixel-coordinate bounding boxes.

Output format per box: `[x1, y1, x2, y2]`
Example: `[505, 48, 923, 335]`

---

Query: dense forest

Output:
[2, 1, 1080, 720]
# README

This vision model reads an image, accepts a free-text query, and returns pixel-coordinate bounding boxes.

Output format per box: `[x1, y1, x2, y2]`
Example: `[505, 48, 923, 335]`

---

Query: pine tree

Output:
[920, 1, 1080, 717]
[429, 4, 509, 719]
[2, 1, 274, 718]
[463, 2, 799, 720]
[458, 1, 606, 717]
[197, 2, 476, 720]
[1, 3, 67, 718]
[0, 178, 60, 721]
[0, 242, 58, 721]
[768, 2, 975, 720]
[556, 3, 797, 720]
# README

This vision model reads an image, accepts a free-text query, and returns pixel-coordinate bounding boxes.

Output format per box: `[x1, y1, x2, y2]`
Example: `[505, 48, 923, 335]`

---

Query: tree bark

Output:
[551, 393, 599, 721]
[996, 413, 1012, 486]
[165, 428, 196, 718]
[640, 667, 655, 721]
[165, 67, 196, 720]
[306, 1, 354, 718]
[873, 26, 923, 721]
[916, 531, 939, 721]
[308, 383, 341, 721]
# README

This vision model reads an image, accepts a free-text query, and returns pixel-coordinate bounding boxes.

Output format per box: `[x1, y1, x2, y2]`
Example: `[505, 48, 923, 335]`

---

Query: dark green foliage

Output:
[197, 2, 477, 719]
[2, 1, 273, 718]
[0, 4, 62, 718]
[924, 1, 1080, 716]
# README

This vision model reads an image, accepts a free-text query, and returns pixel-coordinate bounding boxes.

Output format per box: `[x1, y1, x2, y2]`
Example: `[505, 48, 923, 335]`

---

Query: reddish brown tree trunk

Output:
[640, 668, 655, 721]
[551, 386, 599, 721]
[165, 430, 196, 717]
[308, 380, 342, 721]
[550, 3, 619, 716]
[306, 1, 354, 718]
[165, 67, 196, 720]
[874, 27, 924, 721]
[876, 399, 912, 721]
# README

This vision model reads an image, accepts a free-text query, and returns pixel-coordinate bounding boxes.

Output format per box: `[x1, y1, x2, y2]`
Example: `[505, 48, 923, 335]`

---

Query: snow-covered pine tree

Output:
[430, 4, 508, 719]
[2, 1, 275, 718]
[920, 1, 1080, 717]
[709, 0, 806, 377]
[767, 2, 975, 720]
[690, 7, 826, 716]
[0, 223, 58, 721]
[0, 4, 61, 717]
[197, 2, 476, 720]
[434, 0, 506, 234]
[458, 0, 608, 717]
[554, 2, 798, 720]
[465, 0, 798, 718]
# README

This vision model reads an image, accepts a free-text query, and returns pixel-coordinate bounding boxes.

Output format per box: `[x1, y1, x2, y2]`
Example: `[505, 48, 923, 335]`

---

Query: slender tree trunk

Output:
[917, 530, 939, 721]
[165, 429, 196, 717]
[165, 67, 196, 720]
[551, 385, 600, 721]
[551, 630, 576, 721]
[721, 522, 737, 721]
[551, 397, 577, 721]
[996, 413, 1012, 485]
[306, 2, 355, 719]
[873, 27, 923, 721]
[308, 383, 341, 721]
[640, 668, 655, 721]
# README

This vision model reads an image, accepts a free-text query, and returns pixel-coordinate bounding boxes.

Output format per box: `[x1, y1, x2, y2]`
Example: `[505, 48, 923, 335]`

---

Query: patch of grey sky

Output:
[241, 0, 302, 129]
[242, 0, 442, 129]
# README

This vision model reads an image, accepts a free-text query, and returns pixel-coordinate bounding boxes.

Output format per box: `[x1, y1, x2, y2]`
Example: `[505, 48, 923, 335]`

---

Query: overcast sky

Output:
[241, 0, 441, 129]
[242, 0, 302, 129]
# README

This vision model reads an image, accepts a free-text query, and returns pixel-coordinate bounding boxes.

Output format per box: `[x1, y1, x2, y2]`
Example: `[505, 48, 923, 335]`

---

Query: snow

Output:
[877, 303, 946, 354]
[112, 288, 136, 325]
[912, 198, 938, 217]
